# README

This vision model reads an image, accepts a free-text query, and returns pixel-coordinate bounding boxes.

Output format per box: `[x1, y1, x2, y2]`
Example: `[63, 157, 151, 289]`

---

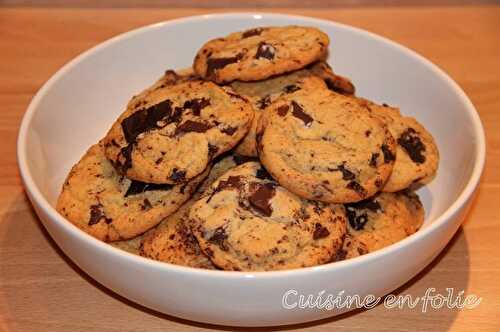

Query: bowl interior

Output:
[22, 13, 481, 232]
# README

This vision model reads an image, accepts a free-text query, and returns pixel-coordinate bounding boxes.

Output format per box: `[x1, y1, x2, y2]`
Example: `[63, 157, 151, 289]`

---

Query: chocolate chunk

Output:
[183, 98, 210, 116]
[206, 53, 244, 78]
[242, 27, 264, 38]
[125, 180, 174, 197]
[255, 42, 275, 60]
[283, 84, 300, 94]
[248, 183, 276, 216]
[233, 154, 256, 165]
[170, 106, 184, 123]
[116, 144, 134, 173]
[313, 223, 330, 240]
[337, 164, 355, 181]
[221, 126, 237, 135]
[369, 153, 379, 167]
[207, 175, 244, 203]
[346, 181, 367, 197]
[170, 168, 186, 183]
[345, 198, 381, 230]
[175, 120, 212, 135]
[88, 204, 112, 226]
[208, 227, 228, 251]
[397, 128, 426, 164]
[208, 144, 219, 158]
[381, 144, 396, 163]
[291, 101, 313, 126]
[218, 176, 243, 190]
[121, 99, 173, 144]
[324, 78, 355, 96]
[324, 79, 343, 94]
[365, 130, 372, 137]
[256, 167, 273, 180]
[277, 104, 289, 116]
[345, 208, 368, 231]
[258, 95, 272, 109]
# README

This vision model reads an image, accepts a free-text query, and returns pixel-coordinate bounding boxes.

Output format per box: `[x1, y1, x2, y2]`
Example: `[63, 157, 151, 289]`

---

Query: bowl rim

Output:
[17, 12, 486, 279]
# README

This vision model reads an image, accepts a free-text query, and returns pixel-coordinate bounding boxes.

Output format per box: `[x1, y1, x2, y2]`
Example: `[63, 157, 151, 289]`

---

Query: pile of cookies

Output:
[57, 26, 439, 271]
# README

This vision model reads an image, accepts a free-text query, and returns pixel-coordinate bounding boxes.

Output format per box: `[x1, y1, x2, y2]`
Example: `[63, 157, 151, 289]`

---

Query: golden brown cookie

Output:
[189, 162, 347, 271]
[358, 99, 439, 192]
[257, 77, 396, 203]
[103, 79, 253, 184]
[193, 26, 329, 83]
[341, 190, 424, 259]
[140, 201, 216, 269]
[56, 141, 209, 242]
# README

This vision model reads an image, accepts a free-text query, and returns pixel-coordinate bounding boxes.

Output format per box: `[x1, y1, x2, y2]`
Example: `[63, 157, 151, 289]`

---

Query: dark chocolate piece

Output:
[242, 28, 264, 38]
[346, 181, 367, 197]
[255, 42, 275, 60]
[397, 128, 426, 164]
[258, 95, 272, 109]
[88, 204, 112, 226]
[381, 144, 396, 163]
[313, 223, 330, 240]
[283, 84, 300, 94]
[121, 99, 173, 143]
[369, 153, 379, 167]
[233, 154, 256, 165]
[255, 167, 273, 181]
[291, 101, 313, 126]
[206, 53, 244, 78]
[170, 168, 186, 183]
[125, 180, 174, 197]
[175, 120, 212, 135]
[248, 183, 276, 216]
[337, 164, 355, 181]
[277, 104, 290, 117]
[208, 227, 228, 251]
[183, 98, 210, 116]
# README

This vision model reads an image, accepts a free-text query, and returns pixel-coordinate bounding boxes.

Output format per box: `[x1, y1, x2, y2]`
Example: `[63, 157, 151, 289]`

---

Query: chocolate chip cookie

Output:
[341, 190, 424, 259]
[140, 201, 216, 269]
[103, 79, 253, 184]
[193, 26, 329, 84]
[189, 162, 347, 271]
[258, 77, 396, 203]
[358, 99, 439, 192]
[56, 141, 209, 242]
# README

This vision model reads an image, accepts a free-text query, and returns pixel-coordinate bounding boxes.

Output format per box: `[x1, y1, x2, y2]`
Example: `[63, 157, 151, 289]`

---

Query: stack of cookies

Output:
[57, 26, 439, 271]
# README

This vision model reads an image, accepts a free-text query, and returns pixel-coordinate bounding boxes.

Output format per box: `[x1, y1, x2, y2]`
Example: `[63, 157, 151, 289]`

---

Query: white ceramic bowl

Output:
[17, 13, 485, 327]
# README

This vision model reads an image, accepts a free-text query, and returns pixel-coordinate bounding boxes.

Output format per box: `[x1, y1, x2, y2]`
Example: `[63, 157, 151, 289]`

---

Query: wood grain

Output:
[1, 6, 500, 332]
[2, 0, 499, 8]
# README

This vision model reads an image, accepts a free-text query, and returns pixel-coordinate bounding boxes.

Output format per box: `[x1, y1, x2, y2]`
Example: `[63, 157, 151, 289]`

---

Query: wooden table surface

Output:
[1, 5, 499, 332]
